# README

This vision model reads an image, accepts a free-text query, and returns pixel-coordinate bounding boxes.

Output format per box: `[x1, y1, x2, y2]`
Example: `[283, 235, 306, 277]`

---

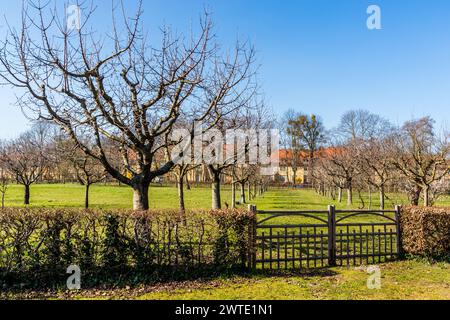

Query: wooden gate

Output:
[248, 205, 402, 270]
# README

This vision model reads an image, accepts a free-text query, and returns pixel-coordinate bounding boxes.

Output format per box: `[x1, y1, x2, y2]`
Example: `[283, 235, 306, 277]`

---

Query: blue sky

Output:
[0, 0, 449, 138]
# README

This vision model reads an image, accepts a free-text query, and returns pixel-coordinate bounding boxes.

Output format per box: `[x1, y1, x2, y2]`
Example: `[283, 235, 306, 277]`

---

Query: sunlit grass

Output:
[136, 260, 450, 300]
[2, 183, 233, 210]
[1, 184, 449, 300]
[4, 183, 448, 211]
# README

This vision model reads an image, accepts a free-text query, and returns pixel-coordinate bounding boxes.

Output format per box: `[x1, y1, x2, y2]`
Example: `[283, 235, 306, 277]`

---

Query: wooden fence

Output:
[247, 205, 402, 270]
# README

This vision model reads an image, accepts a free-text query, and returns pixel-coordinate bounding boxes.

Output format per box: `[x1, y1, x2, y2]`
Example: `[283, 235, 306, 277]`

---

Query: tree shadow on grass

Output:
[0, 265, 339, 295]
[250, 267, 338, 279]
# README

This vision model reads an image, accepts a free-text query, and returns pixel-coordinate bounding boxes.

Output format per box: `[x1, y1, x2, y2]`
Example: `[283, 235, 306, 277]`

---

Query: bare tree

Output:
[326, 110, 393, 207]
[339, 109, 392, 141]
[428, 178, 450, 206]
[355, 137, 394, 209]
[0, 2, 256, 210]
[287, 114, 324, 184]
[72, 150, 106, 209]
[170, 163, 200, 212]
[313, 154, 346, 201]
[323, 142, 359, 206]
[206, 116, 248, 210]
[0, 167, 8, 209]
[231, 164, 257, 205]
[391, 117, 449, 206]
[0, 125, 49, 205]
[206, 96, 272, 209]
[49, 127, 76, 183]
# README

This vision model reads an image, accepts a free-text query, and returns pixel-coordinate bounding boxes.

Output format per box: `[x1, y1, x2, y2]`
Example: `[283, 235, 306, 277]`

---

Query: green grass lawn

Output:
[4, 183, 449, 211]
[2, 183, 233, 210]
[135, 260, 450, 300]
[1, 184, 449, 300]
[4, 259, 447, 300]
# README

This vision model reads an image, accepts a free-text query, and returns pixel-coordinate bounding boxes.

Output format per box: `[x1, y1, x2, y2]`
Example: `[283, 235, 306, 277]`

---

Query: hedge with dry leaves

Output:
[0, 208, 255, 288]
[400, 206, 450, 259]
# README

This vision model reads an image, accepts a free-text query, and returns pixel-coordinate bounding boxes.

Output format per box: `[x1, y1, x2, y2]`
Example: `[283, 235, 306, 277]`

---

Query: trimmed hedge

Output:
[400, 206, 450, 259]
[0, 208, 255, 288]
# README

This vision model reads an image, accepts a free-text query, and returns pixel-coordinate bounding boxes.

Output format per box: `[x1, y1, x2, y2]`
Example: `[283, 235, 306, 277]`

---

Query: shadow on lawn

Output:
[1, 265, 338, 294]
[250, 267, 338, 278]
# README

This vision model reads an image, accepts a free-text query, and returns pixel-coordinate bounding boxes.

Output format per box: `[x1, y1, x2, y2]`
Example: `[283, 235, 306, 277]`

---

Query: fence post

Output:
[394, 205, 403, 258]
[328, 205, 337, 266]
[248, 204, 257, 270]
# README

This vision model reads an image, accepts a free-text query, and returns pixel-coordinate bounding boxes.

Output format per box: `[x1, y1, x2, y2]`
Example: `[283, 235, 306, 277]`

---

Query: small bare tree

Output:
[355, 137, 394, 209]
[323, 141, 359, 206]
[170, 163, 200, 212]
[313, 155, 346, 201]
[230, 164, 257, 206]
[391, 117, 449, 206]
[0, 125, 49, 205]
[339, 110, 391, 141]
[53, 133, 106, 209]
[73, 152, 106, 209]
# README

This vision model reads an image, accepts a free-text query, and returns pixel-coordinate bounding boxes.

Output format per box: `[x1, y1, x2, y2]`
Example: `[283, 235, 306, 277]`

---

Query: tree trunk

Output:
[347, 185, 353, 206]
[24, 184, 30, 205]
[338, 187, 343, 203]
[133, 182, 150, 210]
[247, 181, 251, 201]
[379, 185, 385, 210]
[330, 188, 336, 200]
[231, 182, 236, 208]
[308, 154, 314, 185]
[201, 165, 207, 182]
[212, 175, 221, 209]
[240, 181, 246, 204]
[177, 176, 185, 212]
[292, 169, 297, 187]
[368, 186, 372, 210]
[1, 193, 4, 209]
[423, 185, 430, 207]
[84, 183, 90, 209]
[410, 185, 421, 206]
[185, 175, 191, 190]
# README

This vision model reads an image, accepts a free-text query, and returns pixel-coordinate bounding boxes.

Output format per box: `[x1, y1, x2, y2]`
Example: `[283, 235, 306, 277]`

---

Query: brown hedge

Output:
[0, 208, 255, 288]
[400, 206, 450, 258]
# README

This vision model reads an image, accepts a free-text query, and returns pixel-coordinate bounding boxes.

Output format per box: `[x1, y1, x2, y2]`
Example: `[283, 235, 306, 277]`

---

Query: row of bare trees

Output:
[0, 119, 272, 210]
[0, 1, 277, 210]
[1, 1, 447, 210]
[309, 111, 449, 208]
[0, 123, 107, 208]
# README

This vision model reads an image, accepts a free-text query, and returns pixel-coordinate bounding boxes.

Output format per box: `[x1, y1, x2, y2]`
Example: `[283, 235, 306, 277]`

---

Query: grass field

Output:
[1, 183, 449, 300]
[3, 259, 447, 300]
[135, 260, 450, 300]
[3, 183, 450, 210]
[2, 183, 234, 209]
